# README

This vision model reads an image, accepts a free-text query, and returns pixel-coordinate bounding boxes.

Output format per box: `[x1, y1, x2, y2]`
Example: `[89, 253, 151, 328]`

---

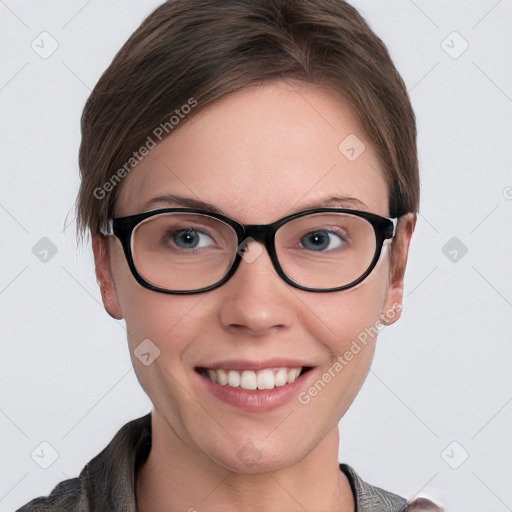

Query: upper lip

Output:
[195, 358, 314, 371]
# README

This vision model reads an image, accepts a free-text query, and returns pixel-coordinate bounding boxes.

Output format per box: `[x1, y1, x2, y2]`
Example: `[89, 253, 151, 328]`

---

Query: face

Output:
[93, 80, 415, 473]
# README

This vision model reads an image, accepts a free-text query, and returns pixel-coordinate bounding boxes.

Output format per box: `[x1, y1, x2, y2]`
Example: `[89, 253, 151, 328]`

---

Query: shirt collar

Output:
[79, 413, 408, 511]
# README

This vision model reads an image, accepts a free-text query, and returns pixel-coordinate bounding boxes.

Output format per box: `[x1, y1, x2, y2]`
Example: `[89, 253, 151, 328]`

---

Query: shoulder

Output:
[15, 477, 86, 512]
[15, 414, 152, 512]
[340, 464, 443, 512]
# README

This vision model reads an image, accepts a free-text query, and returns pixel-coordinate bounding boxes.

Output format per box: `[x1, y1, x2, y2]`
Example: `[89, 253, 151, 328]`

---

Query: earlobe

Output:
[381, 213, 417, 326]
[92, 234, 124, 320]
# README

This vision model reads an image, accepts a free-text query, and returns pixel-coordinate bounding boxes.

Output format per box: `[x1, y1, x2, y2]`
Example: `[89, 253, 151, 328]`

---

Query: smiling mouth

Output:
[195, 367, 314, 390]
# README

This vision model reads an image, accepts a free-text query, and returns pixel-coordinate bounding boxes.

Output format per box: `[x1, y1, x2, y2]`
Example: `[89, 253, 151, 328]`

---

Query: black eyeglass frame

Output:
[101, 207, 397, 294]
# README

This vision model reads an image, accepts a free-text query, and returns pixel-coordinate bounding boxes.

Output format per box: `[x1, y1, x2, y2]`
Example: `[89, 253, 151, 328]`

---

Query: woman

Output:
[18, 0, 441, 510]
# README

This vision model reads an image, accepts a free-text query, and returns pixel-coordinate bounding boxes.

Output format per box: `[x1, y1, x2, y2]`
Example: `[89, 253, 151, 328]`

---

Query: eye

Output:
[300, 230, 347, 251]
[171, 228, 215, 249]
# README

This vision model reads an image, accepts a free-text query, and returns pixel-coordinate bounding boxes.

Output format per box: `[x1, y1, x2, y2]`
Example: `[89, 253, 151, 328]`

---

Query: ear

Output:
[92, 234, 124, 320]
[380, 213, 417, 326]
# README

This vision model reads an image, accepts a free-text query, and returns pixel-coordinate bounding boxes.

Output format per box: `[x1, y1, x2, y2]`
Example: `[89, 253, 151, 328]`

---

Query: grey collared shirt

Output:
[16, 414, 440, 511]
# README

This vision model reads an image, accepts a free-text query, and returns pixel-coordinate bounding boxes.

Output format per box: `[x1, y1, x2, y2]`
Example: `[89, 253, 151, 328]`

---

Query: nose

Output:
[218, 240, 297, 336]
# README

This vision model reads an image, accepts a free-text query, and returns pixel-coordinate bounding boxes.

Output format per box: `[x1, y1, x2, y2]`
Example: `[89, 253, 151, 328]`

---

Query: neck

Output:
[136, 411, 355, 512]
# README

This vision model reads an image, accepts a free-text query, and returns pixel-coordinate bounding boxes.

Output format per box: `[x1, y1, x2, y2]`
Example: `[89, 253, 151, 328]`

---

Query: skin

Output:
[93, 80, 416, 512]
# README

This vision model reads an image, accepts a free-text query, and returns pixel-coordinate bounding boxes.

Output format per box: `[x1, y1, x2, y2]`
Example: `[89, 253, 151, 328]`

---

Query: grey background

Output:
[1, 1, 511, 510]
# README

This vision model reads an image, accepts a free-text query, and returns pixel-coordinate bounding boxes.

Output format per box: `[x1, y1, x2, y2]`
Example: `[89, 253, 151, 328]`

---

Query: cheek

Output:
[298, 256, 391, 408]
[110, 241, 202, 340]
[119, 288, 214, 416]
[109, 247, 208, 381]
[307, 258, 390, 352]
[121, 289, 208, 359]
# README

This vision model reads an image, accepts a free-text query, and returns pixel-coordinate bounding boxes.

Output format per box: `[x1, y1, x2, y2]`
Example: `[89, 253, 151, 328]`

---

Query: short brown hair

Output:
[77, 0, 419, 239]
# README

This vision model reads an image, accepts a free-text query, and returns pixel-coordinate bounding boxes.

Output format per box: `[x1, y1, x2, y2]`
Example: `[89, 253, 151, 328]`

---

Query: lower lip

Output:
[196, 369, 315, 413]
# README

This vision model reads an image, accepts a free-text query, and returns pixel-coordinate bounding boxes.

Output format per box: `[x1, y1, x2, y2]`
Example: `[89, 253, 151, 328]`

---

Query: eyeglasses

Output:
[101, 208, 397, 294]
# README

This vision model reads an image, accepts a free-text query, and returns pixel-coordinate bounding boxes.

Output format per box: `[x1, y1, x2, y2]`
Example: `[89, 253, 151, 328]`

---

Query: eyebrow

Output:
[143, 193, 368, 215]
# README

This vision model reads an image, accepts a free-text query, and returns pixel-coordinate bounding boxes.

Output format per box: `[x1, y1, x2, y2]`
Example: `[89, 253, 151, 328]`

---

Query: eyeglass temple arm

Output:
[390, 217, 398, 237]
[99, 219, 115, 236]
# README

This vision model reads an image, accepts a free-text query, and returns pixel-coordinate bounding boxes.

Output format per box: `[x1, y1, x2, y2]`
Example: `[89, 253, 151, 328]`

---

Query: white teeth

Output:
[287, 368, 300, 383]
[203, 367, 304, 389]
[227, 370, 240, 387]
[240, 370, 257, 390]
[275, 368, 288, 387]
[217, 369, 228, 385]
[257, 369, 275, 390]
[207, 369, 217, 383]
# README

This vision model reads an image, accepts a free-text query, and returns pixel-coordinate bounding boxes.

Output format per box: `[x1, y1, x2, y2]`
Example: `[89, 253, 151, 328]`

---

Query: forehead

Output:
[116, 81, 389, 222]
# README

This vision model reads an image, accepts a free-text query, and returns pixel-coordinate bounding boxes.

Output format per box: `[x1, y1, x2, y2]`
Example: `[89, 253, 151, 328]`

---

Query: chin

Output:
[213, 451, 299, 475]
[202, 432, 309, 475]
